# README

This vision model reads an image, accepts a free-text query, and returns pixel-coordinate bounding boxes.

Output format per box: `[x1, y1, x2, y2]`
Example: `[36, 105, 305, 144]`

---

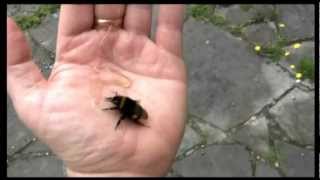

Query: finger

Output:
[7, 17, 46, 99]
[58, 4, 94, 37]
[155, 5, 185, 57]
[124, 4, 152, 36]
[94, 4, 126, 28]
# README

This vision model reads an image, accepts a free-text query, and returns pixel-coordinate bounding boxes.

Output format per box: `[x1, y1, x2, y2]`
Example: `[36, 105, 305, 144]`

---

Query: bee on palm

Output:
[103, 93, 148, 129]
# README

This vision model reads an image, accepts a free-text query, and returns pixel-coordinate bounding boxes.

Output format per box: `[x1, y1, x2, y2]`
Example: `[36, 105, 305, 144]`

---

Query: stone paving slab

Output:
[276, 5, 314, 41]
[223, 5, 254, 25]
[269, 88, 314, 145]
[7, 96, 35, 149]
[26, 31, 55, 78]
[184, 17, 294, 130]
[195, 119, 229, 144]
[172, 144, 252, 177]
[255, 161, 280, 177]
[243, 22, 277, 46]
[176, 124, 202, 157]
[275, 141, 314, 177]
[220, 5, 275, 26]
[21, 139, 51, 153]
[7, 94, 64, 177]
[29, 11, 59, 53]
[7, 156, 64, 177]
[176, 115, 231, 161]
[230, 115, 272, 159]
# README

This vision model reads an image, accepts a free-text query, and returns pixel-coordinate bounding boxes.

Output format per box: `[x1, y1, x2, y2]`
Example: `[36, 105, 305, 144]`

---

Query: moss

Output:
[264, 150, 278, 163]
[200, 131, 209, 145]
[13, 5, 60, 30]
[190, 5, 227, 26]
[210, 14, 227, 26]
[269, 9, 279, 22]
[297, 56, 314, 80]
[227, 25, 244, 37]
[14, 15, 41, 30]
[240, 5, 253, 12]
[255, 35, 288, 62]
[257, 43, 285, 62]
[276, 35, 289, 47]
[251, 11, 267, 23]
[190, 5, 215, 21]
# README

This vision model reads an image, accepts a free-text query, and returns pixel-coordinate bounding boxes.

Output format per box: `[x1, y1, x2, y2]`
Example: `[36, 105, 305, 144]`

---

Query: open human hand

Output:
[7, 4, 187, 177]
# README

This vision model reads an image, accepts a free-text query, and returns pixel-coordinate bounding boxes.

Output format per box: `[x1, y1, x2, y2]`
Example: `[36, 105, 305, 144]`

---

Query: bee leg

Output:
[136, 120, 150, 128]
[115, 115, 125, 130]
[103, 106, 118, 111]
[109, 91, 118, 97]
[105, 97, 114, 102]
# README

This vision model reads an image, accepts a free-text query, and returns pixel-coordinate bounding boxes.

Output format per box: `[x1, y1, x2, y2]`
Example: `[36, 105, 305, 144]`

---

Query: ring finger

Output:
[94, 4, 126, 29]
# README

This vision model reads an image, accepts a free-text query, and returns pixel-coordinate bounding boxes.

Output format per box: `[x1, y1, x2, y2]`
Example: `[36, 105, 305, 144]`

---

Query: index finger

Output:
[155, 5, 185, 58]
[57, 4, 94, 37]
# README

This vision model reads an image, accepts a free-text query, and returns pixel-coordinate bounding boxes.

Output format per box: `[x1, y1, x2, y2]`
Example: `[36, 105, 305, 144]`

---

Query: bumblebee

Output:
[103, 93, 148, 129]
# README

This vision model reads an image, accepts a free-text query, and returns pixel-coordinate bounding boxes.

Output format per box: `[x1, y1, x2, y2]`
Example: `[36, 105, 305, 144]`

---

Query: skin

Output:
[7, 4, 187, 177]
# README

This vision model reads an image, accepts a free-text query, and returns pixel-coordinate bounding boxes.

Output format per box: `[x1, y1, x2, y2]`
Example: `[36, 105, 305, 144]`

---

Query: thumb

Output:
[7, 17, 46, 121]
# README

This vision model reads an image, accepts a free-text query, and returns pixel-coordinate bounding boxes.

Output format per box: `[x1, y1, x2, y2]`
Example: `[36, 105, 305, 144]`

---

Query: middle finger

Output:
[94, 4, 126, 29]
[123, 4, 152, 36]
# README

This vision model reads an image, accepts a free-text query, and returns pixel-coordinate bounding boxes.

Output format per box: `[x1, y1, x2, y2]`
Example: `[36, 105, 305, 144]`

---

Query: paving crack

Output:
[188, 113, 227, 133]
[7, 150, 55, 168]
[191, 84, 296, 137]
[7, 137, 43, 167]
[272, 85, 296, 103]
[244, 142, 286, 177]
[175, 140, 239, 162]
[276, 62, 315, 90]
[225, 85, 296, 133]
[272, 5, 280, 33]
[222, 85, 298, 167]
[295, 83, 314, 92]
[266, 111, 314, 150]
[267, 137, 287, 177]
[7, 137, 37, 157]
[188, 113, 235, 145]
[283, 37, 314, 46]
[247, 148, 257, 177]
[226, 103, 274, 133]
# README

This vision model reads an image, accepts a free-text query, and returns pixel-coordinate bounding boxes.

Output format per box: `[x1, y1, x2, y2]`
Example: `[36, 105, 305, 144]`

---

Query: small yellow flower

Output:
[278, 23, 286, 28]
[295, 73, 303, 79]
[254, 45, 261, 51]
[284, 51, 290, 56]
[293, 43, 301, 49]
[290, 65, 295, 69]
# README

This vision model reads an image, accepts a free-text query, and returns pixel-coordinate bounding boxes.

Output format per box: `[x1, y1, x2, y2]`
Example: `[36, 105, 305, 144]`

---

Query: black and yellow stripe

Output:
[119, 96, 126, 109]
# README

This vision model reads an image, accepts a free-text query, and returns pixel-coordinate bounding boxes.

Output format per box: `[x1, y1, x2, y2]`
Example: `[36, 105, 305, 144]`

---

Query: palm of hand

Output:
[21, 28, 186, 176]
